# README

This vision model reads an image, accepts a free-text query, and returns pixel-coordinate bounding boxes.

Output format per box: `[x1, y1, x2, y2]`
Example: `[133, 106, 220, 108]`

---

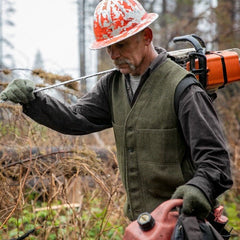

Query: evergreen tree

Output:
[33, 50, 44, 70]
[0, 0, 15, 68]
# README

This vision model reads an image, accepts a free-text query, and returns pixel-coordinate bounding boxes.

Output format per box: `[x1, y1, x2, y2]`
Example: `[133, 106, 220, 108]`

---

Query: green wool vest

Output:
[111, 59, 193, 220]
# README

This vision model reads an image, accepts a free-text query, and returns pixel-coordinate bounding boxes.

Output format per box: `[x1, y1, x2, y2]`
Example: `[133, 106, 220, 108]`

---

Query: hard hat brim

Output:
[90, 13, 159, 50]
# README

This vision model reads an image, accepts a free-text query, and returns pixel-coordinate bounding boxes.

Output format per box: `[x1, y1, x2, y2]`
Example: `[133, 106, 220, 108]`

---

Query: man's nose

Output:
[107, 46, 120, 60]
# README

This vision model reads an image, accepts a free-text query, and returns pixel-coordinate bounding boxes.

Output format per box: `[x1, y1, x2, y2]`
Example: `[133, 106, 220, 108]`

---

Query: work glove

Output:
[0, 79, 35, 104]
[171, 185, 211, 220]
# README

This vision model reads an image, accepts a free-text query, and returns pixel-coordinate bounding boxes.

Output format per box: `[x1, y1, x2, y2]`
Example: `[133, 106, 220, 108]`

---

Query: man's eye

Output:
[117, 43, 124, 48]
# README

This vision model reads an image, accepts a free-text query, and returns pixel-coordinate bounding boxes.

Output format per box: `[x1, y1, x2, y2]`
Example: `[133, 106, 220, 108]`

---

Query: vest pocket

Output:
[136, 128, 185, 164]
[136, 128, 185, 199]
[140, 161, 185, 199]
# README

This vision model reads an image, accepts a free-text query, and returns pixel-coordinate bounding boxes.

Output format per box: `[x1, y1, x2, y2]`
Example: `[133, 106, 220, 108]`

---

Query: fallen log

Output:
[0, 145, 119, 204]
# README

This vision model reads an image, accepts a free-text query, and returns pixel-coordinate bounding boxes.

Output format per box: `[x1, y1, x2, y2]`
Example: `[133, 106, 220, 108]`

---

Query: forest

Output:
[0, 0, 240, 239]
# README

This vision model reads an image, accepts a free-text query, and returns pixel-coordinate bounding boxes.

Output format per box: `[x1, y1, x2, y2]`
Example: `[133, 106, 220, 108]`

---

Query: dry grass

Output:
[0, 103, 128, 239]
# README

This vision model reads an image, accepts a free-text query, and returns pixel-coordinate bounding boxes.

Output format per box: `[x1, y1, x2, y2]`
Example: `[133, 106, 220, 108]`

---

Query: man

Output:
[0, 0, 232, 221]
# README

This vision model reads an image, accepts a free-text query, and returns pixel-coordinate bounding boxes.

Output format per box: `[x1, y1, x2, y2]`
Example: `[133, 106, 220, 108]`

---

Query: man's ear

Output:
[143, 27, 153, 45]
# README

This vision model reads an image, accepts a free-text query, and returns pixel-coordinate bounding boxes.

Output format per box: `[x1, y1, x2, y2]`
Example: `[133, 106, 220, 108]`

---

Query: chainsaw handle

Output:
[152, 199, 183, 222]
[173, 34, 205, 54]
[191, 34, 206, 48]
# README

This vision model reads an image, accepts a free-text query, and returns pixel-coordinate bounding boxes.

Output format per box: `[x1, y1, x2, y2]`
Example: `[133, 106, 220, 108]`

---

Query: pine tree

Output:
[0, 0, 15, 68]
[33, 50, 44, 70]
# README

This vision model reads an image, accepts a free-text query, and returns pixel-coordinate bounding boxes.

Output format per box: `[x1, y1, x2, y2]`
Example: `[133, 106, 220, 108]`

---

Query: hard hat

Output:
[90, 0, 159, 50]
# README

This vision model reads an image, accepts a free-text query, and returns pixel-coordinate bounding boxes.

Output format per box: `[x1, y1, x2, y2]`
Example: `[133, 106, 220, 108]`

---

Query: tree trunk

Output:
[78, 0, 86, 93]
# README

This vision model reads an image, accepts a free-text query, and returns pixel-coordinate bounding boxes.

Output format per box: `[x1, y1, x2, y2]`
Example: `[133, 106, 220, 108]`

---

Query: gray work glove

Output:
[171, 185, 211, 220]
[0, 79, 35, 104]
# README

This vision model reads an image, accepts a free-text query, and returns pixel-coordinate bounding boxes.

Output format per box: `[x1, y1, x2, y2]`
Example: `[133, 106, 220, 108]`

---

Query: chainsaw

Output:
[168, 34, 240, 94]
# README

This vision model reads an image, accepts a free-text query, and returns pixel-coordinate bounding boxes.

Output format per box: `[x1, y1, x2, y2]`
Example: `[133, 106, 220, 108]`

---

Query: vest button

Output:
[128, 148, 134, 153]
[130, 167, 136, 173]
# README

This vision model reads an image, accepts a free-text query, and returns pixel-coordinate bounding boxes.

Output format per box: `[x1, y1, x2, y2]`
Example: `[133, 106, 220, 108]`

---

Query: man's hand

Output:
[0, 79, 35, 104]
[171, 185, 211, 220]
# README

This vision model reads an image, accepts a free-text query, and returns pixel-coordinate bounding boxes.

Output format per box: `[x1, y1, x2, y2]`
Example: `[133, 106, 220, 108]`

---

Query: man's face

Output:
[106, 31, 147, 76]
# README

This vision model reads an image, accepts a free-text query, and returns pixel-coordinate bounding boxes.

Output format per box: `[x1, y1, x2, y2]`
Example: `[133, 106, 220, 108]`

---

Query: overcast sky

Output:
[10, 0, 87, 77]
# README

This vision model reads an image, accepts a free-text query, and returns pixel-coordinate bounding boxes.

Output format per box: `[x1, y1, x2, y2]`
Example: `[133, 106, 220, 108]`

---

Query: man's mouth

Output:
[115, 59, 128, 67]
[114, 59, 136, 71]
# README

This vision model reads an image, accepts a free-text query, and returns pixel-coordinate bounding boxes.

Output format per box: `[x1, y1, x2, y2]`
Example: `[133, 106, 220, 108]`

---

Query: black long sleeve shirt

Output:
[23, 49, 233, 205]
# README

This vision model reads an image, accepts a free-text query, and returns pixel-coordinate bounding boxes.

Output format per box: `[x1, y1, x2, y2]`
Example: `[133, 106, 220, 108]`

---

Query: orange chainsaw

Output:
[168, 34, 240, 94]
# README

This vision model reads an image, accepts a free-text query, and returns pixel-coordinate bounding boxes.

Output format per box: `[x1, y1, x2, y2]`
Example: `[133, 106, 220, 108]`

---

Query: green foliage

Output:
[0, 121, 20, 137]
[220, 192, 240, 238]
[0, 196, 125, 240]
[224, 203, 240, 231]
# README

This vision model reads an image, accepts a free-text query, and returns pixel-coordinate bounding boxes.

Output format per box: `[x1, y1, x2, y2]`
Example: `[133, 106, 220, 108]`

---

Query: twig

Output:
[3, 150, 75, 168]
[0, 162, 31, 229]
[34, 203, 82, 212]
[10, 228, 35, 240]
[81, 163, 110, 197]
[0, 68, 33, 72]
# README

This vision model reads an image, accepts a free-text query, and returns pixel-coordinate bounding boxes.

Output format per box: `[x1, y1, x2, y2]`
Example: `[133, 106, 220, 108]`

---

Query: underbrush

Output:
[0, 104, 128, 239]
[221, 191, 240, 238]
[0, 140, 129, 240]
[0, 192, 127, 239]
